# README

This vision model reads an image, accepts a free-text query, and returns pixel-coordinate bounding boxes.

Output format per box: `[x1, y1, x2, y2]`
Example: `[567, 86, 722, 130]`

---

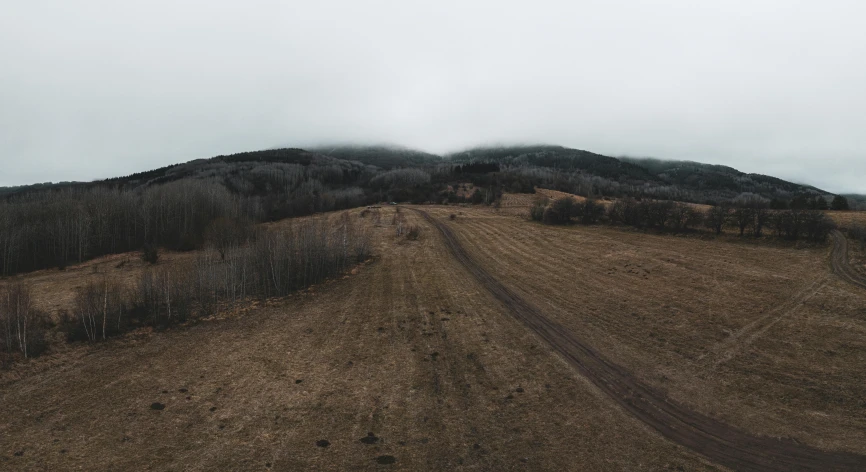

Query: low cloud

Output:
[1, 0, 864, 192]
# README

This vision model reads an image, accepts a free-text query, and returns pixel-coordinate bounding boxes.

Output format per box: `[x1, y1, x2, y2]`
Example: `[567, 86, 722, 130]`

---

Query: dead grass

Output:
[827, 210, 866, 229]
[3, 204, 864, 470]
[0, 205, 721, 471]
[0, 250, 197, 322]
[422, 205, 866, 455]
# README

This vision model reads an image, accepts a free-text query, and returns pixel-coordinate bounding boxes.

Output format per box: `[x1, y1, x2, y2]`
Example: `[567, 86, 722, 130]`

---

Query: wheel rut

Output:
[830, 230, 866, 290]
[414, 208, 866, 472]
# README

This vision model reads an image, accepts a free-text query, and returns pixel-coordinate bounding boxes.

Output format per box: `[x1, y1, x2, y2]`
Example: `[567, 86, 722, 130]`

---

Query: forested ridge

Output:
[0, 144, 859, 277]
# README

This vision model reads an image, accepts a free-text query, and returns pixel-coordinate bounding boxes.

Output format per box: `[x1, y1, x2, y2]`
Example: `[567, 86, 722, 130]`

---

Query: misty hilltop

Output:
[0, 144, 855, 210]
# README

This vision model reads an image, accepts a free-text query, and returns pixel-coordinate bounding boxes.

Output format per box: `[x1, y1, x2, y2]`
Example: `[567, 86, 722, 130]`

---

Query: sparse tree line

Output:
[531, 194, 836, 243]
[0, 159, 401, 276]
[1, 215, 371, 363]
[432, 162, 855, 217]
[70, 215, 371, 341]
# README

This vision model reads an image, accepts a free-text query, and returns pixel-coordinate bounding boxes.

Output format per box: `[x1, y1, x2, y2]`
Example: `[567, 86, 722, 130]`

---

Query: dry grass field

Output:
[425, 207, 866, 453]
[499, 189, 712, 219]
[2, 204, 866, 470]
[828, 209, 866, 229]
[0, 251, 197, 321]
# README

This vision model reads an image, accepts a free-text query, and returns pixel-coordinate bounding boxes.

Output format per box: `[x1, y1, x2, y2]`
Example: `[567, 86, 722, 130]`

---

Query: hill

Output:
[0, 144, 855, 277]
[310, 145, 442, 169]
[621, 156, 826, 198]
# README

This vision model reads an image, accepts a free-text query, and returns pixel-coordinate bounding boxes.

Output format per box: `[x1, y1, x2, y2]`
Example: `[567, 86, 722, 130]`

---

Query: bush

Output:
[667, 203, 701, 232]
[543, 197, 576, 225]
[449, 214, 457, 221]
[704, 205, 729, 235]
[831, 195, 850, 211]
[850, 224, 866, 250]
[530, 203, 546, 222]
[575, 199, 605, 225]
[405, 225, 421, 240]
[141, 243, 159, 264]
[769, 209, 834, 242]
[607, 199, 633, 225]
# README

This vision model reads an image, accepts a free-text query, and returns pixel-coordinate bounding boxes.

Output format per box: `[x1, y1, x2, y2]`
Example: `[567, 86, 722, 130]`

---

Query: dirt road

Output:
[831, 230, 866, 290]
[415, 208, 866, 472]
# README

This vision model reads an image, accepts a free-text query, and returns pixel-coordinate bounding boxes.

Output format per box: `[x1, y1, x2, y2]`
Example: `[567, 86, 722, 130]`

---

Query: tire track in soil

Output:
[413, 208, 866, 472]
[831, 230, 866, 290]
[699, 275, 830, 368]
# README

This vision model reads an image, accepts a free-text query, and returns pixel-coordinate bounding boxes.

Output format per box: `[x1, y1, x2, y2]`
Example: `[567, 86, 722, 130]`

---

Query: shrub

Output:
[405, 225, 421, 240]
[667, 203, 701, 232]
[543, 197, 576, 225]
[850, 224, 866, 250]
[801, 210, 835, 242]
[704, 205, 729, 235]
[831, 195, 850, 211]
[530, 203, 546, 221]
[141, 243, 159, 264]
[769, 209, 834, 242]
[576, 199, 605, 225]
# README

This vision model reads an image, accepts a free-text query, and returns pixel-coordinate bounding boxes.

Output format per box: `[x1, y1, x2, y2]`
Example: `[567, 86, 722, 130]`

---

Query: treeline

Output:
[66, 215, 371, 343]
[447, 146, 847, 208]
[0, 180, 245, 275]
[0, 155, 402, 276]
[1, 215, 371, 363]
[531, 196, 836, 243]
[2, 145, 858, 276]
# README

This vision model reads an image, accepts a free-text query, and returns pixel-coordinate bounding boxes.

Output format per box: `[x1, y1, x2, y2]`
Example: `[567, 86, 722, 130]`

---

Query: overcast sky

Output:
[2, 1, 865, 192]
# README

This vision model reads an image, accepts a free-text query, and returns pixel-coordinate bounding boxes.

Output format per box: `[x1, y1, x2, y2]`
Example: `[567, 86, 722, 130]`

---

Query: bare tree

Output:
[0, 283, 47, 360]
[704, 205, 729, 235]
[730, 207, 756, 236]
[667, 203, 701, 232]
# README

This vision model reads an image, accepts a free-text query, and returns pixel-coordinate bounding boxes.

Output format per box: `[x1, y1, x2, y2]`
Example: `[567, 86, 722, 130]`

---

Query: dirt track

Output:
[415, 208, 866, 472]
[831, 230, 866, 290]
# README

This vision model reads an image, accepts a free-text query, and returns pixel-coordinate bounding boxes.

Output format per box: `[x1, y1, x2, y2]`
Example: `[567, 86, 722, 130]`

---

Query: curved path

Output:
[831, 230, 866, 290]
[414, 208, 866, 472]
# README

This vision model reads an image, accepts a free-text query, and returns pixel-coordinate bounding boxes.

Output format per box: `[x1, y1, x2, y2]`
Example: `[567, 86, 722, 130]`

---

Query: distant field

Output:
[0, 251, 195, 321]
[2, 204, 865, 470]
[827, 210, 866, 228]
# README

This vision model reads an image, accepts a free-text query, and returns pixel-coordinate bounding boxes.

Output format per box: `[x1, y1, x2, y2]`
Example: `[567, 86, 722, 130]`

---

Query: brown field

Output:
[0, 251, 197, 320]
[533, 187, 589, 203]
[499, 189, 714, 219]
[828, 210, 866, 229]
[498, 192, 542, 217]
[2, 204, 866, 470]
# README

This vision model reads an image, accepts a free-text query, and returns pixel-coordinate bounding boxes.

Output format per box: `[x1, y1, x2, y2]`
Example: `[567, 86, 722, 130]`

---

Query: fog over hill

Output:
[0, 144, 849, 205]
